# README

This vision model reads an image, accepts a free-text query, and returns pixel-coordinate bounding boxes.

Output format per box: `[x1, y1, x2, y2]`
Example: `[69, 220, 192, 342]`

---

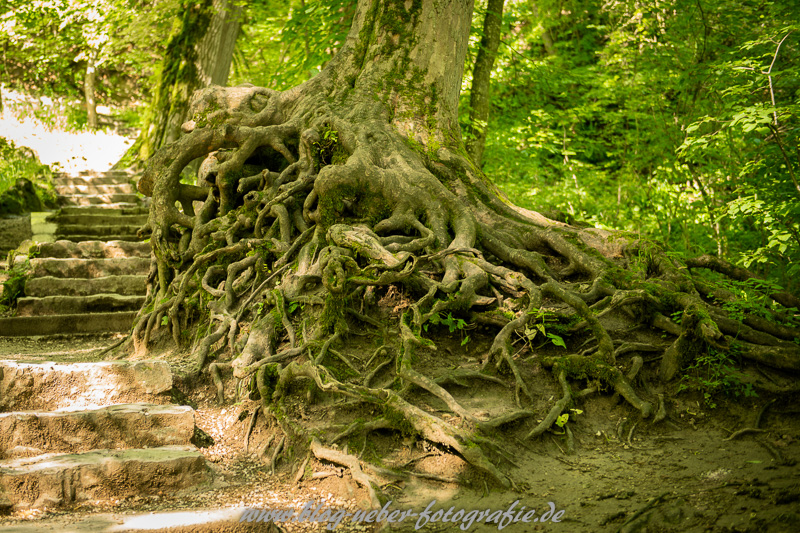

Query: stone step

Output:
[50, 213, 148, 226]
[35, 240, 151, 259]
[0, 446, 208, 511]
[0, 360, 172, 411]
[59, 194, 142, 206]
[55, 175, 133, 186]
[0, 404, 195, 458]
[55, 224, 142, 239]
[55, 183, 136, 195]
[16, 294, 145, 316]
[0, 311, 138, 337]
[25, 275, 146, 297]
[56, 170, 136, 179]
[30, 258, 150, 278]
[0, 508, 262, 532]
[58, 205, 148, 216]
[53, 233, 146, 243]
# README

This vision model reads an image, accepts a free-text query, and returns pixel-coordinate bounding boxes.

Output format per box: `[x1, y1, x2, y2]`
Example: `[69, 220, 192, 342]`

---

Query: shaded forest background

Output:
[2, 0, 799, 294]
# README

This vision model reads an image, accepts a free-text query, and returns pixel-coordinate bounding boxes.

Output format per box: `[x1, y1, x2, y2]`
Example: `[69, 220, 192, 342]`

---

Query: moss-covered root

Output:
[527, 370, 571, 439]
[310, 438, 382, 508]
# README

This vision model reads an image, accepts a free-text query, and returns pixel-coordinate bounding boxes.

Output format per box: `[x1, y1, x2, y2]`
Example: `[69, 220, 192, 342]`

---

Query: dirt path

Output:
[0, 335, 798, 532]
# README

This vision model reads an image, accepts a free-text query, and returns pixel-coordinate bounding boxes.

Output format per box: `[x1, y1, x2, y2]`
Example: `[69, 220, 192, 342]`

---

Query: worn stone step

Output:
[0, 360, 172, 411]
[0, 311, 137, 337]
[57, 205, 148, 216]
[55, 224, 142, 238]
[25, 275, 146, 297]
[35, 240, 151, 259]
[55, 175, 133, 187]
[53, 233, 146, 243]
[0, 404, 195, 458]
[59, 194, 142, 206]
[56, 170, 136, 179]
[0, 446, 208, 511]
[50, 213, 148, 226]
[16, 294, 145, 316]
[55, 183, 136, 195]
[30, 258, 150, 278]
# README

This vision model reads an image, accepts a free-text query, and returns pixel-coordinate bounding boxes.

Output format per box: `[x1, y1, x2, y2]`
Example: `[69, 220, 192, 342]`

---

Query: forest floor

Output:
[1, 115, 799, 532]
[0, 333, 798, 533]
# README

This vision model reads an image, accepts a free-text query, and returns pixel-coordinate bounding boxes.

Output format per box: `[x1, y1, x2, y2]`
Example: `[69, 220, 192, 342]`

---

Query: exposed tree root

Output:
[129, 66, 800, 491]
[310, 438, 382, 508]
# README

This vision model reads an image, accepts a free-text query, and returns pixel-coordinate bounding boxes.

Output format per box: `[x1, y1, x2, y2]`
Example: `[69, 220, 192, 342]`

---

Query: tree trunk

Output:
[131, 0, 800, 491]
[532, 2, 556, 56]
[466, 0, 504, 167]
[84, 54, 98, 129]
[195, 0, 244, 87]
[117, 0, 244, 168]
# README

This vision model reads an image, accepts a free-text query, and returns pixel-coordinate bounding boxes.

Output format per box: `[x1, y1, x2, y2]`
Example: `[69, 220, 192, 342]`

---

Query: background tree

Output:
[464, 0, 504, 167]
[132, 0, 800, 490]
[228, 0, 354, 90]
[0, 0, 176, 127]
[120, 0, 245, 167]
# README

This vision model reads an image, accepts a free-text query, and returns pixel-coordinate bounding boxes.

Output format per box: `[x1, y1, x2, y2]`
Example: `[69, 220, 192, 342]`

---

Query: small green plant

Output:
[524, 309, 567, 349]
[556, 409, 583, 428]
[424, 312, 471, 345]
[677, 346, 758, 407]
[313, 125, 346, 166]
[0, 255, 32, 315]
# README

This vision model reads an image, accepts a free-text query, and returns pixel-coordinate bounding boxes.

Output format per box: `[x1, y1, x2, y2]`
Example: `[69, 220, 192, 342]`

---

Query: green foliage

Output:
[524, 308, 566, 349]
[0, 137, 56, 209]
[424, 312, 471, 345]
[313, 125, 346, 167]
[0, 255, 32, 314]
[230, 0, 355, 89]
[555, 408, 582, 428]
[678, 346, 758, 408]
[0, 0, 180, 108]
[465, 0, 800, 292]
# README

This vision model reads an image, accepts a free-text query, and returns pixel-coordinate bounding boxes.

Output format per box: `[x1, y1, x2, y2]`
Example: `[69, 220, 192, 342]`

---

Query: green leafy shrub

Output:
[0, 138, 57, 213]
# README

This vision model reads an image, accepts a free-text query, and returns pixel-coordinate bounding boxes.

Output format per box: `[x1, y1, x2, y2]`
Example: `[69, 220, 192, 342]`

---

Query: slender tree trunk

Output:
[196, 0, 244, 87]
[84, 53, 98, 129]
[117, 0, 245, 168]
[465, 0, 504, 167]
[532, 2, 556, 56]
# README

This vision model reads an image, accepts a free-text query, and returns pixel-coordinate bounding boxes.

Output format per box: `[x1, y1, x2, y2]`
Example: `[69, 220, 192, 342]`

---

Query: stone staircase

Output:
[0, 170, 150, 337]
[0, 359, 211, 513]
[50, 170, 148, 243]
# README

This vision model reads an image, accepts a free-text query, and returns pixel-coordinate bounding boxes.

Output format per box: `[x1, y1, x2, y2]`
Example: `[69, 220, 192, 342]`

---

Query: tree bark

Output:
[532, 2, 556, 56]
[84, 53, 98, 129]
[196, 0, 244, 87]
[465, 0, 504, 167]
[117, 0, 244, 168]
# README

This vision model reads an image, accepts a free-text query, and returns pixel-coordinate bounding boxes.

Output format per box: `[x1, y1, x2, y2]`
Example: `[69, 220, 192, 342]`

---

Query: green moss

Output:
[321, 293, 349, 335]
[555, 355, 616, 389]
[382, 403, 415, 436]
[317, 183, 391, 232]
